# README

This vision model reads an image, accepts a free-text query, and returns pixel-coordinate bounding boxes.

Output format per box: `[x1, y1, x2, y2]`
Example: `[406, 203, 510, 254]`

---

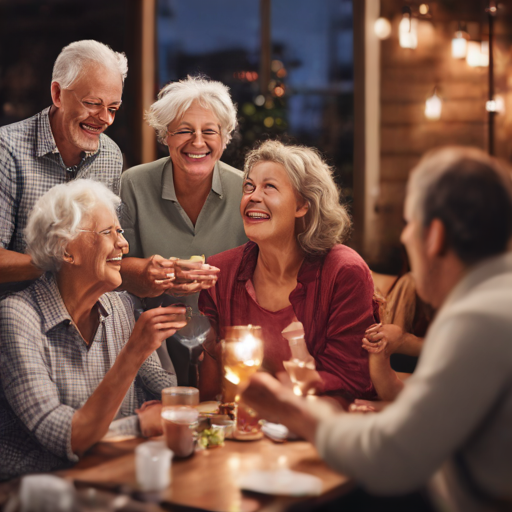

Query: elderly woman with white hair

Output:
[0, 179, 186, 480]
[199, 141, 378, 401]
[120, 75, 247, 377]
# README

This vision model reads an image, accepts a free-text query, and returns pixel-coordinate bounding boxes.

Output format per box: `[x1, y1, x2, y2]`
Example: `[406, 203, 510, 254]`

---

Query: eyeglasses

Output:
[167, 128, 221, 141]
[67, 89, 122, 118]
[78, 227, 125, 240]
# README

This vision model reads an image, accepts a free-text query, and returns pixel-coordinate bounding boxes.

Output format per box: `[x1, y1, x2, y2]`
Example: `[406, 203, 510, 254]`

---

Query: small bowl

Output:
[210, 415, 235, 439]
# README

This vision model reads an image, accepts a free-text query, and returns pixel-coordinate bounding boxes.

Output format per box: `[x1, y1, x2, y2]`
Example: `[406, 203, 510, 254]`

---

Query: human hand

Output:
[127, 305, 188, 360]
[136, 401, 163, 437]
[166, 262, 220, 296]
[362, 323, 405, 356]
[349, 399, 390, 413]
[137, 255, 176, 297]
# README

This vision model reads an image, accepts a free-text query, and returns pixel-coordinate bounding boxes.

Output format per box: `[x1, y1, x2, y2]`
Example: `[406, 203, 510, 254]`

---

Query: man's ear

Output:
[425, 218, 446, 258]
[51, 82, 63, 108]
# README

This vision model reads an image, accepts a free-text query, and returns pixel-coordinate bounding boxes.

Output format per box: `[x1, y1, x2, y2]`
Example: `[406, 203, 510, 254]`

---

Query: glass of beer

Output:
[222, 325, 264, 438]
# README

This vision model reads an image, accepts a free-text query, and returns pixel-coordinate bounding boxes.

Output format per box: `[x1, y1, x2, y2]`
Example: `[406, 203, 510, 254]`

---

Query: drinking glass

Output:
[222, 325, 264, 438]
[135, 440, 173, 491]
[161, 386, 199, 407]
[161, 406, 199, 458]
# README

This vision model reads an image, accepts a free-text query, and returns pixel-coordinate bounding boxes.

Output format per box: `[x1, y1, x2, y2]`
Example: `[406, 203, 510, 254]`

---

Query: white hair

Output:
[25, 179, 121, 273]
[52, 40, 128, 89]
[145, 75, 238, 146]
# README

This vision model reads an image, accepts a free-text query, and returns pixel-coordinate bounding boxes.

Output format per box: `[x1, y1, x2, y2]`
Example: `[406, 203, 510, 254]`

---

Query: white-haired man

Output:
[242, 146, 512, 512]
[0, 40, 127, 293]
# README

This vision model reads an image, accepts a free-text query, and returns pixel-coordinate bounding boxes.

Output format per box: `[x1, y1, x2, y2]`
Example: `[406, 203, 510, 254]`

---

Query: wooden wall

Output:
[365, 0, 512, 272]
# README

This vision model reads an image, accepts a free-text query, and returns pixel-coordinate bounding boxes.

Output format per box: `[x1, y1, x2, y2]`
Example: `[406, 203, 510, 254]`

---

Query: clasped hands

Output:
[141, 254, 220, 297]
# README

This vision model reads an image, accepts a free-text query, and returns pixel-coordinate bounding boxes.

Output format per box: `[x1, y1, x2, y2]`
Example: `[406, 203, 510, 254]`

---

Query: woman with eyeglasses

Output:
[0, 180, 186, 479]
[119, 76, 247, 375]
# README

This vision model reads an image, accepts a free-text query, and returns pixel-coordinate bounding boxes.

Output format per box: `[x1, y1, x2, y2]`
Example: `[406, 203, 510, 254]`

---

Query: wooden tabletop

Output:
[59, 436, 352, 512]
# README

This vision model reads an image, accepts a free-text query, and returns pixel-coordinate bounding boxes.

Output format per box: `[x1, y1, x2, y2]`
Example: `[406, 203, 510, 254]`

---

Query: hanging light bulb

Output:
[425, 88, 442, 120]
[466, 41, 489, 67]
[374, 17, 392, 39]
[399, 7, 418, 49]
[486, 95, 505, 113]
[451, 26, 469, 59]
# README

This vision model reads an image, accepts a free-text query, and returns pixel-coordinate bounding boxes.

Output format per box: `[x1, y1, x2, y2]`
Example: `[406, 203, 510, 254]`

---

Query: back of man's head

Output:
[408, 146, 512, 266]
[52, 40, 128, 90]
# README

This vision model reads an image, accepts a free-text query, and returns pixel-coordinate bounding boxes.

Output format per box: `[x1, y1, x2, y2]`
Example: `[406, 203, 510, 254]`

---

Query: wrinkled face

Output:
[66, 205, 128, 291]
[53, 64, 123, 153]
[240, 161, 308, 245]
[400, 193, 432, 303]
[166, 102, 224, 181]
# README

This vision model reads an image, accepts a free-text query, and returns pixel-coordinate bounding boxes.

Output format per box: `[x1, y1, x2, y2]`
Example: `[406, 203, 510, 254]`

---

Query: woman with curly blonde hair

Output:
[199, 140, 378, 401]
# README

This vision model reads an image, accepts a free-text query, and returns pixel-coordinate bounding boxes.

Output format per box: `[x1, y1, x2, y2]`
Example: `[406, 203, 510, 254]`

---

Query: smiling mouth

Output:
[246, 212, 270, 220]
[80, 123, 103, 134]
[185, 152, 210, 159]
[106, 256, 122, 262]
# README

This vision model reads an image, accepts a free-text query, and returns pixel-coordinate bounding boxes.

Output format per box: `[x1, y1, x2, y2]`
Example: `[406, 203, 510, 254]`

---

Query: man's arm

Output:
[0, 247, 43, 283]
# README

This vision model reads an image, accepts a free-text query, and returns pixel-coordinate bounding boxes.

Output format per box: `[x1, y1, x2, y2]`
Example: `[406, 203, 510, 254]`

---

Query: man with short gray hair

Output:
[242, 146, 512, 512]
[0, 40, 127, 293]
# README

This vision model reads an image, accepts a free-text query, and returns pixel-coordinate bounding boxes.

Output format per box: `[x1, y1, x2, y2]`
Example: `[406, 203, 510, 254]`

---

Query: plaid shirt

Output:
[0, 273, 175, 481]
[0, 107, 123, 255]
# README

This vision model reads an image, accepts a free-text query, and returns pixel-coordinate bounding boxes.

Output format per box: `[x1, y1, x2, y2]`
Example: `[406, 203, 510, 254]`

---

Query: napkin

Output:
[238, 469, 322, 496]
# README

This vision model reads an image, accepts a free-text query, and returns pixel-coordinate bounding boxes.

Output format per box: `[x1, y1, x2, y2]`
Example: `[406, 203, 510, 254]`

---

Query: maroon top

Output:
[199, 242, 378, 399]
[243, 279, 297, 376]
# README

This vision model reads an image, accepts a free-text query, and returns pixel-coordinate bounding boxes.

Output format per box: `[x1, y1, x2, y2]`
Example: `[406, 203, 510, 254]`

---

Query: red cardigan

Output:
[199, 242, 377, 400]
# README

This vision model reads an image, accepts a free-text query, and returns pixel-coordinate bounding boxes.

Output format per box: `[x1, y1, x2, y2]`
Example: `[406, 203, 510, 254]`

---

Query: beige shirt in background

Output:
[314, 252, 512, 512]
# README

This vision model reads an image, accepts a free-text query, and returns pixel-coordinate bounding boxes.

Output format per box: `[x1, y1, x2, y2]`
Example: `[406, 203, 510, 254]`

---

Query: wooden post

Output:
[141, 0, 157, 163]
[352, 0, 381, 259]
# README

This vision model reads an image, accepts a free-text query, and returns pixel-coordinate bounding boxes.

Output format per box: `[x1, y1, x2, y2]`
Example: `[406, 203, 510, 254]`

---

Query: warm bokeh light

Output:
[425, 90, 442, 120]
[374, 17, 392, 40]
[399, 15, 418, 49]
[274, 86, 285, 97]
[451, 31, 469, 59]
[264, 117, 275, 127]
[466, 41, 489, 67]
[419, 4, 429, 15]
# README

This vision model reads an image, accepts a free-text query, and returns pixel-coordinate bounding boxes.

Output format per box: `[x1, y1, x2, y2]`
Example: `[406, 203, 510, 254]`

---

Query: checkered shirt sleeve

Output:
[0, 108, 123, 253]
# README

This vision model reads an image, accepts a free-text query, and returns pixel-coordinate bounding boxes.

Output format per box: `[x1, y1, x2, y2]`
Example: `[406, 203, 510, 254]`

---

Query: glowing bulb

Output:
[399, 15, 418, 49]
[466, 41, 489, 67]
[374, 17, 392, 39]
[451, 31, 468, 59]
[425, 90, 442, 120]
[419, 4, 429, 15]
[486, 96, 505, 113]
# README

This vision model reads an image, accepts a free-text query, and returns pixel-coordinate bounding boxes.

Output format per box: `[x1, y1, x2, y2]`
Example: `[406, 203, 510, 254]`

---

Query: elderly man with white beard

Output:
[0, 39, 127, 295]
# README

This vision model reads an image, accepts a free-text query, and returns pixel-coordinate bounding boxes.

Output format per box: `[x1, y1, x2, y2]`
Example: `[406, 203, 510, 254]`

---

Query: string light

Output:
[425, 88, 442, 120]
[374, 17, 392, 39]
[399, 7, 418, 49]
[451, 29, 469, 59]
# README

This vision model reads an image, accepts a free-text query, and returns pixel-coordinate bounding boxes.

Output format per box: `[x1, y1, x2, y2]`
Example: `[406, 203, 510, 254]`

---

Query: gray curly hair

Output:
[25, 179, 121, 273]
[244, 140, 352, 255]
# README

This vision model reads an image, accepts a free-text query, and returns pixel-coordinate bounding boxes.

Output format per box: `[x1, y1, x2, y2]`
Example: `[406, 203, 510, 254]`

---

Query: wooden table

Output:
[58, 437, 352, 512]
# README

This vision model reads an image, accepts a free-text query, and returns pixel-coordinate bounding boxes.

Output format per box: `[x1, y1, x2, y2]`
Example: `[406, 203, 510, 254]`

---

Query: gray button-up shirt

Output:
[0, 273, 175, 481]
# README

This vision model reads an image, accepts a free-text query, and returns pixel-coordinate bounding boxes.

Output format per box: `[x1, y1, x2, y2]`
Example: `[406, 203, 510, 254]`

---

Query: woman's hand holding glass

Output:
[126, 305, 188, 362]
[166, 259, 220, 297]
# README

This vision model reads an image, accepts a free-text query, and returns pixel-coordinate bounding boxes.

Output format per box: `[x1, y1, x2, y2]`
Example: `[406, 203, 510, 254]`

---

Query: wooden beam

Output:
[141, 0, 157, 163]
